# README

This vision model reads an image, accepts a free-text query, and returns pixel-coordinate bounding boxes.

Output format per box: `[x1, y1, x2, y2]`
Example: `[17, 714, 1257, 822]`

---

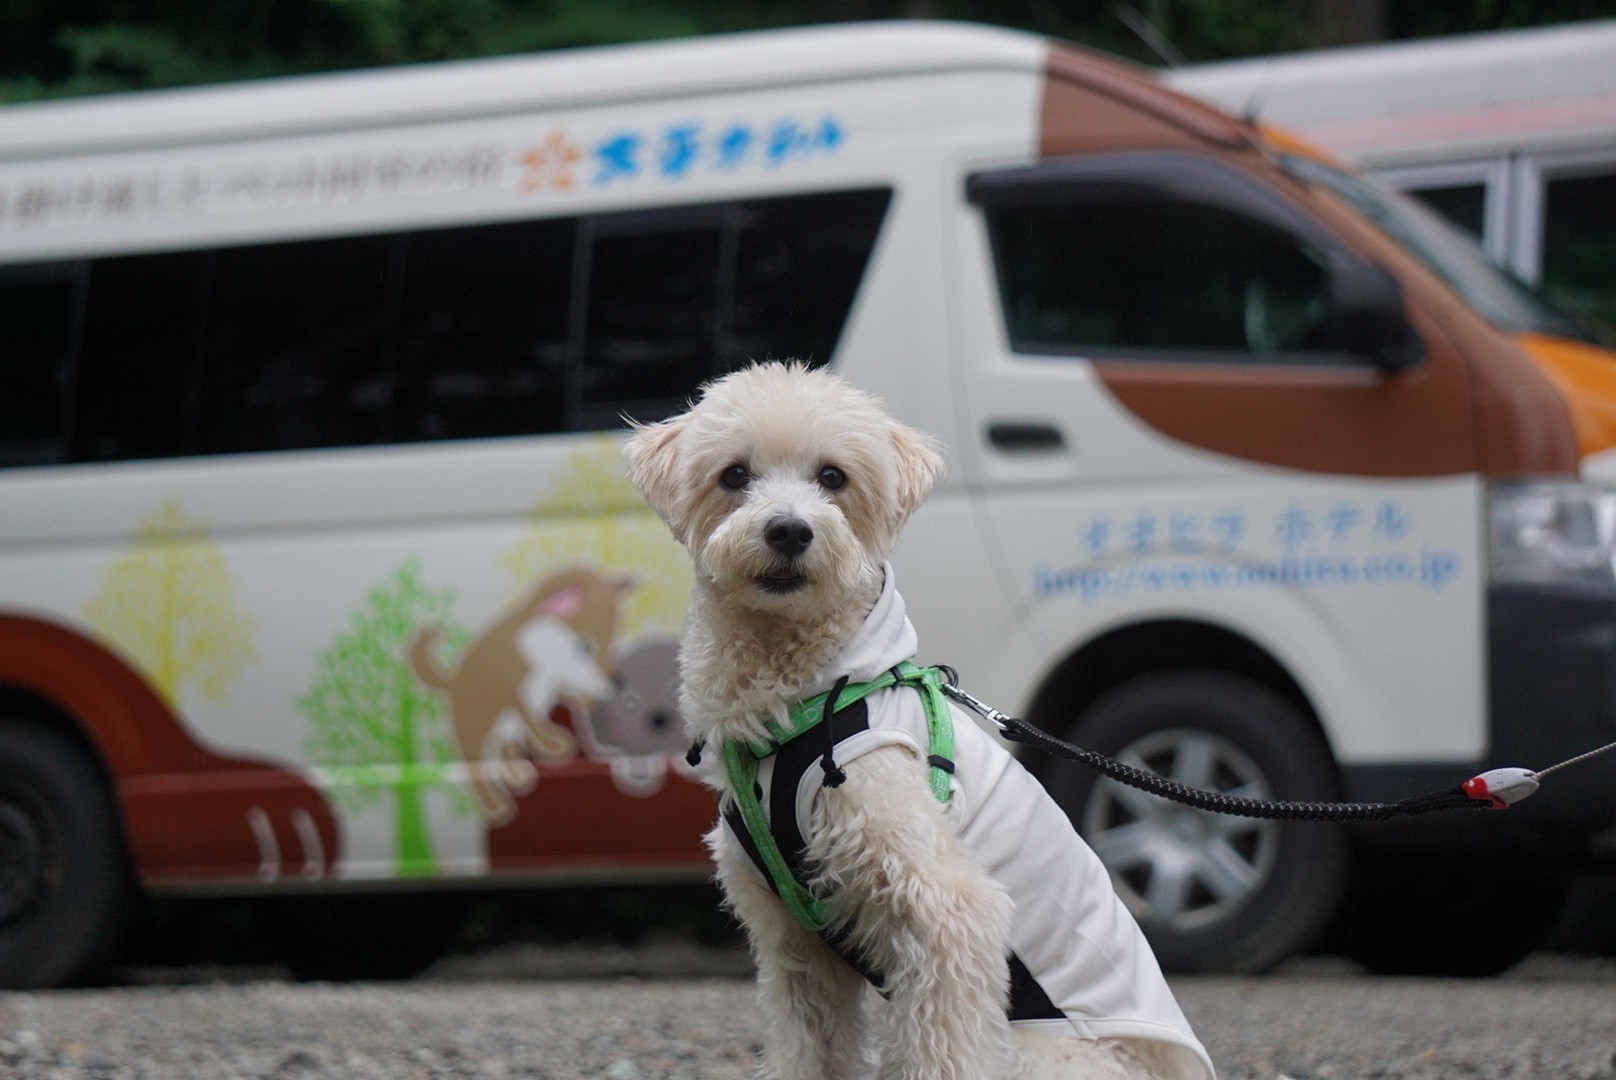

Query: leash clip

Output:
[937, 679, 1015, 735]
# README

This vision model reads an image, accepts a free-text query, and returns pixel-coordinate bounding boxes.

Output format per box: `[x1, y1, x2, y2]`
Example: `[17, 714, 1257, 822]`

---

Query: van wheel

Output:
[0, 719, 130, 988]
[1038, 670, 1348, 973]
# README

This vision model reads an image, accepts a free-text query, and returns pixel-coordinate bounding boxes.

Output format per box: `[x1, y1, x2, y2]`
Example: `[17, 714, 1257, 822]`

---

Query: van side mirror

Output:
[1324, 254, 1425, 372]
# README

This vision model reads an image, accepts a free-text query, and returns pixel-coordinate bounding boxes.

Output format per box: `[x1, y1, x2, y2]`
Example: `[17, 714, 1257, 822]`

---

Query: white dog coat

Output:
[711, 567, 1216, 1080]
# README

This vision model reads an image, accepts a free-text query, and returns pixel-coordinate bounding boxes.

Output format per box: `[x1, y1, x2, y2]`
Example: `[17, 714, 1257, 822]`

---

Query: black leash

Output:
[934, 668, 1615, 822]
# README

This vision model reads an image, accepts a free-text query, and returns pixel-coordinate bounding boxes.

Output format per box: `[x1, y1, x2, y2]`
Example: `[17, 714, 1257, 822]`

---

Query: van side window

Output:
[398, 218, 573, 441]
[581, 215, 725, 429]
[985, 197, 1330, 360]
[731, 189, 892, 368]
[969, 154, 1369, 365]
[0, 266, 79, 467]
[1409, 183, 1487, 242]
[200, 234, 398, 455]
[1542, 171, 1616, 338]
[75, 251, 201, 463]
[3, 186, 891, 469]
[578, 188, 892, 427]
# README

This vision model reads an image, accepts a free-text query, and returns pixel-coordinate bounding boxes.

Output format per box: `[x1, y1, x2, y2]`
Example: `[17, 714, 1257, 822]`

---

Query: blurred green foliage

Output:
[3, 0, 1616, 103]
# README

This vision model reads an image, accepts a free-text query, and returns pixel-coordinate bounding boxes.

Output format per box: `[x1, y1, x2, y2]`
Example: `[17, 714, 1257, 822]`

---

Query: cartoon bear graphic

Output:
[574, 639, 690, 796]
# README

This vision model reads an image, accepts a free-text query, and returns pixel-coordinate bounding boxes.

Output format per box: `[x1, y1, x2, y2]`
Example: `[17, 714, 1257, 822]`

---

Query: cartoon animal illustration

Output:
[409, 567, 635, 823]
[574, 639, 688, 796]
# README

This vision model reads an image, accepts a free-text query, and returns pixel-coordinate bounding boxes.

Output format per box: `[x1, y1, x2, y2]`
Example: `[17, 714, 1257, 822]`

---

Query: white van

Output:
[1, 20, 1610, 988]
[1164, 20, 1616, 334]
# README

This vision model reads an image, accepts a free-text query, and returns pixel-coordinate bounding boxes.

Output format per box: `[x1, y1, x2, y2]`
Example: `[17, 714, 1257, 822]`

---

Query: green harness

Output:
[719, 661, 957, 933]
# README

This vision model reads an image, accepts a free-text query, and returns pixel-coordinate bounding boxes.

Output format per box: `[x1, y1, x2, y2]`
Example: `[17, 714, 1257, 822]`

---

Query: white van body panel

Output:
[975, 470, 1485, 762]
[0, 23, 1047, 163]
[945, 183, 1487, 763]
[0, 22, 1499, 895]
[0, 26, 1051, 884]
[0, 433, 673, 880]
[836, 76, 1047, 721]
[0, 66, 1035, 265]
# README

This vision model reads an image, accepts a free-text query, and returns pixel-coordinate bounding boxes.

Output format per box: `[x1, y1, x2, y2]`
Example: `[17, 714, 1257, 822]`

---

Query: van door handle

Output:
[986, 422, 1065, 452]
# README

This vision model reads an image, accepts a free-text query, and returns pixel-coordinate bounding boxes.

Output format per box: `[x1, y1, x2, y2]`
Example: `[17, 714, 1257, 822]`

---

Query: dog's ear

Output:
[536, 585, 585, 619]
[890, 422, 945, 524]
[623, 414, 692, 541]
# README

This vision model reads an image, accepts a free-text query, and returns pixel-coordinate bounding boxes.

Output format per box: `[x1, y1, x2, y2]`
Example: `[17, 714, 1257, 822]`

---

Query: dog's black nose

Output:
[764, 516, 814, 557]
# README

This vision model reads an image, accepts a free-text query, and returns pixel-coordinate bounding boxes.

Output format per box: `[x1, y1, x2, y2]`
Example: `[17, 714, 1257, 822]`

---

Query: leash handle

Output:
[1462, 767, 1539, 809]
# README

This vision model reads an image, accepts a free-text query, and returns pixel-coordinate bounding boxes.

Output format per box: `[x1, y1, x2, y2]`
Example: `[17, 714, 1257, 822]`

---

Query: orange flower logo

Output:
[519, 129, 582, 193]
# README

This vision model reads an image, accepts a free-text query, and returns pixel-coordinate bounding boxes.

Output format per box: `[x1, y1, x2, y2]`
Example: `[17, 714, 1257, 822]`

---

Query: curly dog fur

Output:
[625, 362, 1211, 1080]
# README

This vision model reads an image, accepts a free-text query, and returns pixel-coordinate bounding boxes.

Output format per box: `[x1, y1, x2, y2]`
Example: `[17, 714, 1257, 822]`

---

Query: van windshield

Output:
[1279, 154, 1611, 348]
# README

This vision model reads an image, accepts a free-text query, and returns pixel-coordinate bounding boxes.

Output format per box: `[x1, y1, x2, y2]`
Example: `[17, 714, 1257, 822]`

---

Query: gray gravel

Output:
[1, 949, 1612, 1079]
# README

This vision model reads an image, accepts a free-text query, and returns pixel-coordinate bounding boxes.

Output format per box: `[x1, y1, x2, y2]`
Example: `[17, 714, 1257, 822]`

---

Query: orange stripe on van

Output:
[1517, 333, 1616, 460]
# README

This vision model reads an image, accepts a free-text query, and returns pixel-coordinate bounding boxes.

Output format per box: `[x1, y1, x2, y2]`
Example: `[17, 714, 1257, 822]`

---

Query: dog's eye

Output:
[719, 464, 751, 491]
[818, 465, 847, 491]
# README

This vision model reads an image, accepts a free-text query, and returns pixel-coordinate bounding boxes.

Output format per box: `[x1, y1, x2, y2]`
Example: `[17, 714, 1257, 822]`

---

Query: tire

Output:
[0, 719, 131, 989]
[1038, 669, 1349, 973]
[1336, 850, 1570, 976]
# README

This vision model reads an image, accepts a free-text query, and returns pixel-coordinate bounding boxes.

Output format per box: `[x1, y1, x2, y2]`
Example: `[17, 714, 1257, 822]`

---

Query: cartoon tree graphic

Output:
[82, 498, 258, 709]
[502, 434, 692, 638]
[298, 561, 469, 878]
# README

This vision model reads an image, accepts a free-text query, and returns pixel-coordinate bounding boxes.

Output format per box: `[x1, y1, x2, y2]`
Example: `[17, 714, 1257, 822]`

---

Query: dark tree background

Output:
[4, 0, 1616, 102]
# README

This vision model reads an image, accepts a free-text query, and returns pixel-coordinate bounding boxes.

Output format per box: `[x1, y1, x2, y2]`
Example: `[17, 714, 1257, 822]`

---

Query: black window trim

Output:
[966, 149, 1343, 255]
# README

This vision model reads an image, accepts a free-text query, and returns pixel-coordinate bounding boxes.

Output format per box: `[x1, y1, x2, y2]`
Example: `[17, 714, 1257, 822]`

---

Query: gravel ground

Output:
[1, 948, 1612, 1079]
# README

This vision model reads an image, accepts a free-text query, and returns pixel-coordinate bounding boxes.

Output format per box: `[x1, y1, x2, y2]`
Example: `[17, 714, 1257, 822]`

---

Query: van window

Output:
[581, 213, 725, 429]
[200, 234, 399, 455]
[1409, 183, 1486, 241]
[3, 186, 890, 468]
[731, 189, 892, 367]
[75, 252, 200, 463]
[984, 197, 1331, 360]
[1542, 171, 1616, 338]
[1281, 154, 1602, 346]
[0, 267, 79, 467]
[398, 218, 573, 442]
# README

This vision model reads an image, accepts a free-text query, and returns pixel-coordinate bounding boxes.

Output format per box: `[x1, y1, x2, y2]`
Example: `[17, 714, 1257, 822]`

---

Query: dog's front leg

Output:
[809, 747, 1019, 1080]
[713, 837, 870, 1080]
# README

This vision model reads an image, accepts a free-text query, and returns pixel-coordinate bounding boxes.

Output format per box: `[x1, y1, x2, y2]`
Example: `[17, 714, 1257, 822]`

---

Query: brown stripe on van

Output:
[1034, 53, 1578, 479]
[1089, 308, 1481, 479]
[1040, 46, 1250, 158]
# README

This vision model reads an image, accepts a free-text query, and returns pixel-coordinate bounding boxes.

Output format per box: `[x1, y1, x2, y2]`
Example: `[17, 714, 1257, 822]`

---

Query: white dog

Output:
[624, 363, 1214, 1080]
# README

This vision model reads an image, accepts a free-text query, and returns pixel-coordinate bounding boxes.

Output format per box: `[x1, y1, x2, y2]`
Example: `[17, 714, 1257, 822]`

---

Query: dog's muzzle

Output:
[756, 516, 813, 593]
